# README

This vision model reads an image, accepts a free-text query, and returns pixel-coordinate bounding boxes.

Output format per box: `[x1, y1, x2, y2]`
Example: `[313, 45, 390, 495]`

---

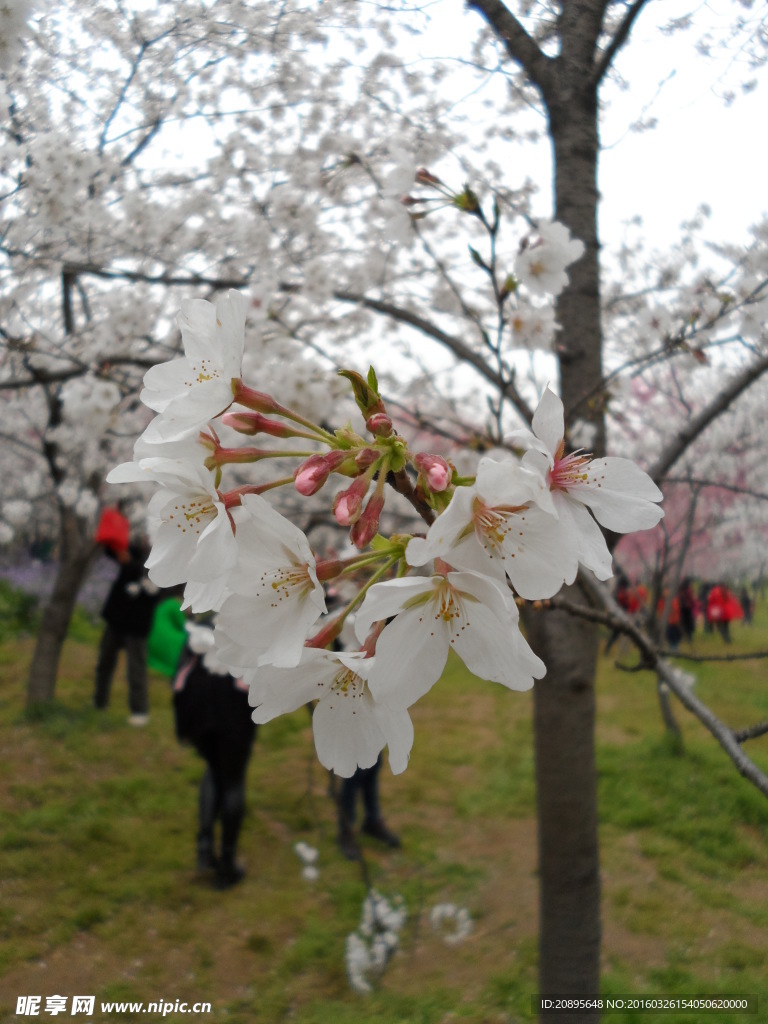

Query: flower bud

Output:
[222, 411, 295, 438]
[350, 495, 385, 550]
[231, 382, 281, 414]
[338, 367, 387, 420]
[366, 412, 394, 438]
[416, 168, 442, 187]
[294, 451, 347, 496]
[355, 448, 379, 471]
[414, 453, 452, 492]
[333, 476, 370, 526]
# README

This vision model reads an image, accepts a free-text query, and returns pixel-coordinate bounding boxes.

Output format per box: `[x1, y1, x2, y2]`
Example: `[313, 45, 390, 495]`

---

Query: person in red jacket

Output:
[605, 575, 641, 654]
[706, 583, 743, 643]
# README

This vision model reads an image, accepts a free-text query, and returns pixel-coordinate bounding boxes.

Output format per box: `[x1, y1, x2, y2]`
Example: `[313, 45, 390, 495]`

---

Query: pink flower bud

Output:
[305, 615, 343, 650]
[294, 451, 347, 496]
[355, 448, 379, 471]
[350, 495, 385, 549]
[222, 411, 295, 438]
[414, 453, 452, 492]
[333, 476, 370, 526]
[366, 412, 393, 438]
[416, 168, 442, 187]
[231, 382, 281, 414]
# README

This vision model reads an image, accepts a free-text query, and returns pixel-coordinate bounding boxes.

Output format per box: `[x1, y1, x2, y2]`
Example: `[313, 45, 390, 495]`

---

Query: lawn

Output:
[1, 598, 767, 1023]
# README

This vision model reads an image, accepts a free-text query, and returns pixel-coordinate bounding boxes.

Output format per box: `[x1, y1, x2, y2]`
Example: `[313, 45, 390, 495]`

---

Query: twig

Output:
[733, 721, 768, 745]
[547, 575, 768, 799]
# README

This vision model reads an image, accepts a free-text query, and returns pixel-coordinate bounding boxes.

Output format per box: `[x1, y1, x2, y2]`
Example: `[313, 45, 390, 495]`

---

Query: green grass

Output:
[1, 605, 768, 1022]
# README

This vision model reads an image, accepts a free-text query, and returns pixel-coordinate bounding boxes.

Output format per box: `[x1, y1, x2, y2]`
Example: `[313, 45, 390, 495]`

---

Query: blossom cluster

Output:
[109, 286, 663, 778]
[345, 890, 407, 995]
[380, 164, 587, 353]
[429, 903, 473, 946]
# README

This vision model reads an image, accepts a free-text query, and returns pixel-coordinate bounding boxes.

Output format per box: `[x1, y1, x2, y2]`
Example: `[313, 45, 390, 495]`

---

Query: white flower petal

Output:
[248, 652, 332, 718]
[367, 606, 449, 708]
[554, 494, 612, 580]
[354, 576, 435, 643]
[312, 689, 384, 777]
[530, 386, 563, 457]
[572, 457, 664, 532]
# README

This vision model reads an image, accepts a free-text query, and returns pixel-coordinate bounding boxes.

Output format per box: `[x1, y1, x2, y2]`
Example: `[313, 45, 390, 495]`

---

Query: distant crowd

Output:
[607, 573, 756, 654]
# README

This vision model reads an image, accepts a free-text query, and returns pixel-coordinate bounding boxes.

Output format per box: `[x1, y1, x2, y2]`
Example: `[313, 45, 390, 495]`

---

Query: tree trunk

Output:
[534, 71, 605, 1016]
[526, 599, 601, 1007]
[26, 507, 97, 707]
[464, 2, 645, 1014]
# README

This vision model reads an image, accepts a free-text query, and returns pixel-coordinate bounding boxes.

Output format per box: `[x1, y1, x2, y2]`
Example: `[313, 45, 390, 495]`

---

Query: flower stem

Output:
[233, 382, 337, 444]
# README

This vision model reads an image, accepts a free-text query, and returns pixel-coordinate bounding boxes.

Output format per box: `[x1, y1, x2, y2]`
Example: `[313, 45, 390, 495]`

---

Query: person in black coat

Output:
[172, 631, 257, 890]
[93, 539, 159, 724]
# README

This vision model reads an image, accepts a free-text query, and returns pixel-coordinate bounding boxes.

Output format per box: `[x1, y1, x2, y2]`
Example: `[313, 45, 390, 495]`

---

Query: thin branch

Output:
[548, 576, 768, 799]
[649, 352, 768, 485]
[734, 721, 768, 745]
[386, 468, 436, 527]
[465, 0, 553, 96]
[657, 662, 768, 798]
[666, 649, 768, 664]
[591, 0, 651, 87]
[334, 290, 533, 424]
[661, 477, 768, 502]
[121, 117, 163, 167]
[62, 261, 245, 289]
[99, 42, 147, 155]
[61, 271, 75, 335]
[0, 354, 158, 392]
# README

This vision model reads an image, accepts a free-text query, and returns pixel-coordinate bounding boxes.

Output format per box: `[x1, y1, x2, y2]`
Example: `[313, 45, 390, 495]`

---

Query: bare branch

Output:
[666, 649, 768, 664]
[61, 270, 75, 335]
[99, 41, 147, 155]
[334, 290, 534, 424]
[465, 0, 553, 96]
[649, 352, 768, 485]
[62, 261, 244, 290]
[734, 721, 768, 745]
[387, 468, 436, 527]
[121, 117, 163, 167]
[661, 477, 768, 502]
[591, 0, 651, 86]
[658, 662, 768, 798]
[548, 576, 768, 800]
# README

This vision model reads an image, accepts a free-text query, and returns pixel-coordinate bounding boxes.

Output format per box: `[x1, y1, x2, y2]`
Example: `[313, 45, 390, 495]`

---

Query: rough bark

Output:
[467, 3, 613, 1014]
[525, 596, 601, 1004]
[26, 507, 98, 706]
[539, 52, 605, 1020]
[25, 272, 101, 707]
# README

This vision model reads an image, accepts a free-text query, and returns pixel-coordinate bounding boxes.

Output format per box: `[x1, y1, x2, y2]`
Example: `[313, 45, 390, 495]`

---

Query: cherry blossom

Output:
[212, 494, 326, 670]
[107, 456, 237, 592]
[355, 570, 545, 709]
[509, 304, 558, 351]
[517, 387, 664, 578]
[406, 457, 579, 599]
[247, 648, 414, 777]
[141, 290, 246, 442]
[514, 222, 585, 298]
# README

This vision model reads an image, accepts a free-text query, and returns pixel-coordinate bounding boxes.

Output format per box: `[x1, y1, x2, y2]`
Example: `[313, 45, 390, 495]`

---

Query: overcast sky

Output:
[600, 0, 765, 252]
[420, 0, 765, 256]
